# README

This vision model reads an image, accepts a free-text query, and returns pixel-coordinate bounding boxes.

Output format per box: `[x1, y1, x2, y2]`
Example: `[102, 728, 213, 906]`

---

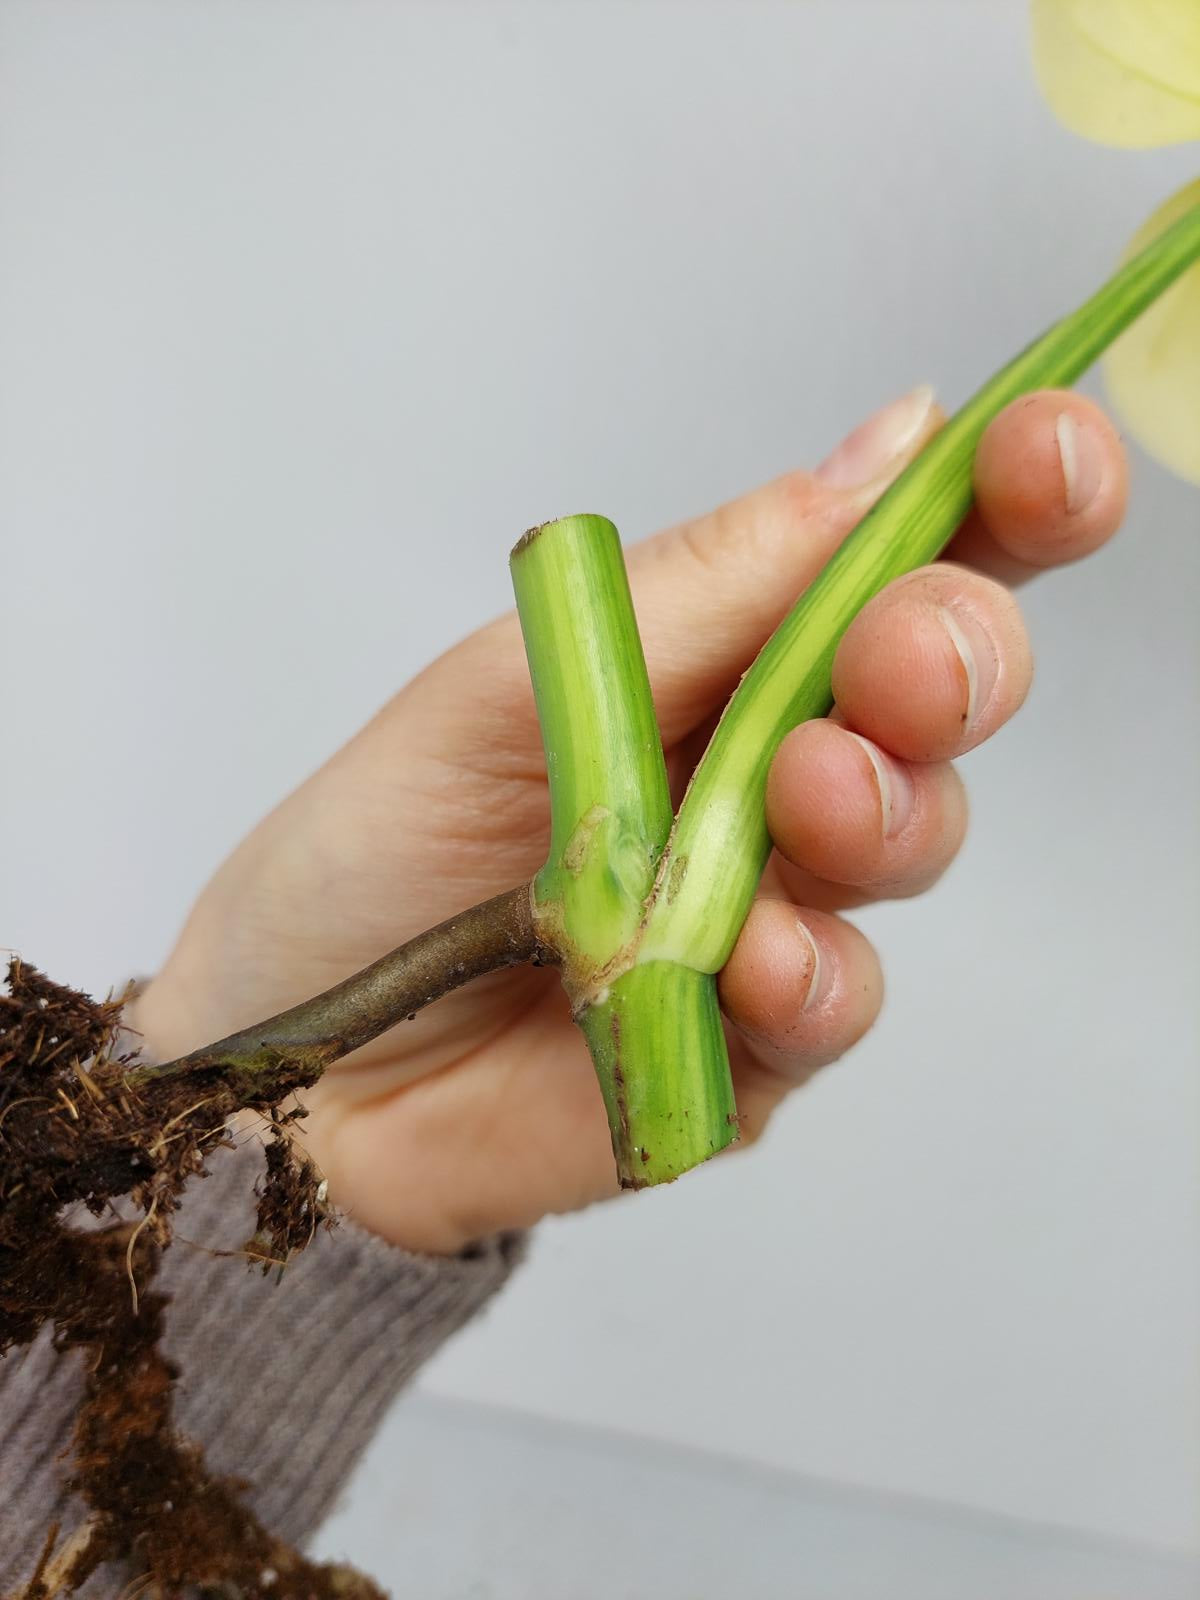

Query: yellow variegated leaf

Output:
[1031, 0, 1200, 147]
[1104, 179, 1200, 482]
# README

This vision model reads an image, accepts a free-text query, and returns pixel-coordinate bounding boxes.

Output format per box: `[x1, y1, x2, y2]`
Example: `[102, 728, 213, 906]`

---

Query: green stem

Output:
[511, 516, 737, 1182]
[517, 200, 1200, 1191]
[577, 963, 734, 1187]
[643, 195, 1200, 972]
[117, 205, 1200, 1196]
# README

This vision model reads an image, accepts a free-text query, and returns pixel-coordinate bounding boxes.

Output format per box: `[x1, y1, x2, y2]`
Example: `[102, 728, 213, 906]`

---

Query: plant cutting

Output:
[4, 208, 1199, 1600]
[3, 3, 1198, 1591]
[127, 194, 1200, 1191]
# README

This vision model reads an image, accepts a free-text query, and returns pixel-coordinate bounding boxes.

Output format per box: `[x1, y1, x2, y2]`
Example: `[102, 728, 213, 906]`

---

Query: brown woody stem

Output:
[130, 885, 545, 1096]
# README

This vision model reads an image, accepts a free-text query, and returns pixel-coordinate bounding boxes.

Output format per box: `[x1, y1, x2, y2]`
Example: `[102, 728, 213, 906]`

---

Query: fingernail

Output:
[796, 917, 825, 1011]
[939, 606, 1000, 736]
[845, 731, 915, 839]
[816, 385, 936, 489]
[1055, 411, 1103, 515]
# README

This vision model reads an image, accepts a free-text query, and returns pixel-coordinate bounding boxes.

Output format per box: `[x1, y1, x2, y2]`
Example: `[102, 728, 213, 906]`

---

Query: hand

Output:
[129, 387, 1128, 1253]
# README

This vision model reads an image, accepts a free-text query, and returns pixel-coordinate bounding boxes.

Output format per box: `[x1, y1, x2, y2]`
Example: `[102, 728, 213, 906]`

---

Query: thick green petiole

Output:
[511, 516, 738, 1184]
[511, 515, 671, 990]
[642, 196, 1200, 972]
[578, 962, 735, 1185]
[514, 198, 1200, 1188]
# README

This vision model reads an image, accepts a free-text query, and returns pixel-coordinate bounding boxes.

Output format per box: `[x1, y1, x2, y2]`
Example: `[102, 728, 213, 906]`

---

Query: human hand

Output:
[129, 386, 1128, 1253]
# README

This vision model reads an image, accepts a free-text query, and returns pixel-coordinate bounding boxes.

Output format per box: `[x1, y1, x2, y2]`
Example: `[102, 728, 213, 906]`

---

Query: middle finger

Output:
[767, 722, 968, 902]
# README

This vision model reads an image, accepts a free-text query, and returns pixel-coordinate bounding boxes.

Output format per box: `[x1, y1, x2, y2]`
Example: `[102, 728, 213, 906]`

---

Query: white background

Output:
[2, 0, 1196, 1557]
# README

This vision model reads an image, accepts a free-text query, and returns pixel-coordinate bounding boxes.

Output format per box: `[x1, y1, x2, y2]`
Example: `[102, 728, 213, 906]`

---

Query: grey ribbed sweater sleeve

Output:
[0, 1135, 525, 1595]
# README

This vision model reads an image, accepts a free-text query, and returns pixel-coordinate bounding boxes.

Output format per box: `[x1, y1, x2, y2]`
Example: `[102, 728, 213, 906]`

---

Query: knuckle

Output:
[676, 514, 732, 579]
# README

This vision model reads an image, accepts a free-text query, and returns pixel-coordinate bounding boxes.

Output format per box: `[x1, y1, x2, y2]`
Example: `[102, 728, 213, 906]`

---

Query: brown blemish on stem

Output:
[609, 1011, 630, 1149]
[562, 804, 612, 877]
[666, 852, 689, 905]
[606, 1010, 652, 1190]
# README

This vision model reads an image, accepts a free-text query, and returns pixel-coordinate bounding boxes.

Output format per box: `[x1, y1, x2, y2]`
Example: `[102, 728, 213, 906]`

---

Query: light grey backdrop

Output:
[2, 0, 1196, 1559]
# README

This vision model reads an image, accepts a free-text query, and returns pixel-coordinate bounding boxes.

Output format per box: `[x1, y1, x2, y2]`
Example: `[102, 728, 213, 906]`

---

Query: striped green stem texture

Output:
[514, 198, 1200, 1187]
[511, 516, 737, 1184]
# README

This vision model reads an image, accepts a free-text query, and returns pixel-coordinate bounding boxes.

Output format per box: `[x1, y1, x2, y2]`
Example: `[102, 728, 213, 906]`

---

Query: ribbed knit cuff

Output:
[0, 1133, 524, 1594]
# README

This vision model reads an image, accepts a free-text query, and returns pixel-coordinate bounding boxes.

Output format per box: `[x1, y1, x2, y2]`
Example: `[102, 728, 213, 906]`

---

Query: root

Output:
[0, 961, 384, 1598]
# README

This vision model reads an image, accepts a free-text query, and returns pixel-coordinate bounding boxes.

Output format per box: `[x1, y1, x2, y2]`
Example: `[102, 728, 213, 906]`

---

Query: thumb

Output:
[626, 385, 942, 741]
